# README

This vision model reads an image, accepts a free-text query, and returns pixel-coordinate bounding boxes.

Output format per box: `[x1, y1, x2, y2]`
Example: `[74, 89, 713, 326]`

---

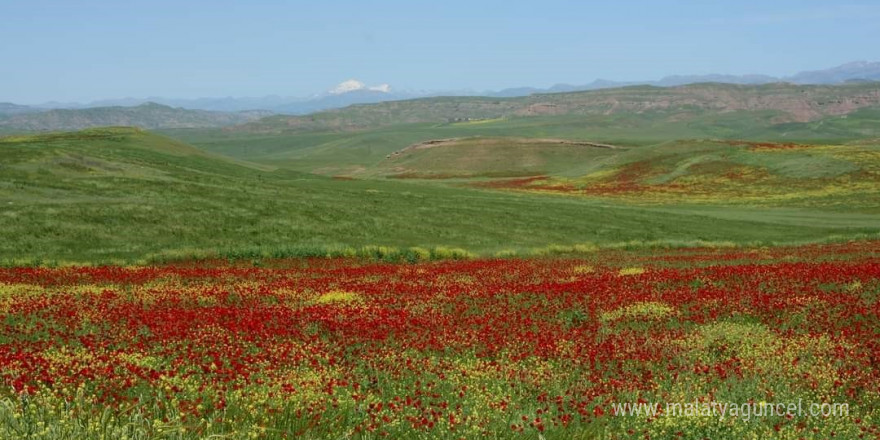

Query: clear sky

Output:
[2, 0, 879, 104]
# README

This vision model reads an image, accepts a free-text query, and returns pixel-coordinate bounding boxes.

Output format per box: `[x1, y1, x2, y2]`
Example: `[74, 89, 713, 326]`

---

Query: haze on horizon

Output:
[3, 0, 880, 104]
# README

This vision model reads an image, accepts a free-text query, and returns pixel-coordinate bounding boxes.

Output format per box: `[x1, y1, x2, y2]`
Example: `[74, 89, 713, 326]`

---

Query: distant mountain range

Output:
[234, 82, 880, 134]
[1, 61, 879, 132]
[7, 80, 432, 116]
[9, 61, 876, 115]
[0, 102, 271, 132]
[489, 61, 880, 97]
[0, 102, 43, 116]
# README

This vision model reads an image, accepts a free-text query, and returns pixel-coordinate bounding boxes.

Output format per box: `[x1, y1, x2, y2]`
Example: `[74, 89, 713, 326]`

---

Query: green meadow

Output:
[1, 125, 879, 264]
[165, 106, 880, 175]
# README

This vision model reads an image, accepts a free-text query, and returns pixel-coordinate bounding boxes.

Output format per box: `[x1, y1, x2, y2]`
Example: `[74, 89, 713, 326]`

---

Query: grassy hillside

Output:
[232, 130, 877, 211]
[167, 106, 880, 178]
[0, 102, 271, 131]
[2, 128, 877, 264]
[171, 83, 879, 179]
[475, 139, 880, 210]
[372, 137, 622, 178]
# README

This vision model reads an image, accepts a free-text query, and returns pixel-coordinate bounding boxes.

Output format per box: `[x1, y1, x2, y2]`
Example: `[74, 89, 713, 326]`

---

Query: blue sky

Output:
[2, 0, 879, 104]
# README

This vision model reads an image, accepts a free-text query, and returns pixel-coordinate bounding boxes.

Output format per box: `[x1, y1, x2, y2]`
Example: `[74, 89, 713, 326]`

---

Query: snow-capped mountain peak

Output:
[329, 79, 392, 95]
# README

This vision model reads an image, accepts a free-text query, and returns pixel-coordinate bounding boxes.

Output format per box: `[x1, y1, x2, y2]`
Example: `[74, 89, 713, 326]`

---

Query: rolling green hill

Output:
[242, 130, 877, 211]
[3, 127, 877, 264]
[468, 138, 880, 210]
[167, 82, 879, 179]
[371, 137, 623, 178]
[167, 105, 880, 179]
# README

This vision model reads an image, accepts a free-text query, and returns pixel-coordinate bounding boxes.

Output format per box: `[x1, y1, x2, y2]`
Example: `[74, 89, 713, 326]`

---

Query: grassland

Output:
[373, 137, 622, 179]
[166, 105, 880, 176]
[3, 84, 880, 264]
[470, 138, 880, 210]
[163, 104, 880, 214]
[2, 127, 878, 264]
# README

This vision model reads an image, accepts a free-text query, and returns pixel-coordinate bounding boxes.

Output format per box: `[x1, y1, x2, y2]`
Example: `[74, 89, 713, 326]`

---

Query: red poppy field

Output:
[0, 242, 878, 439]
